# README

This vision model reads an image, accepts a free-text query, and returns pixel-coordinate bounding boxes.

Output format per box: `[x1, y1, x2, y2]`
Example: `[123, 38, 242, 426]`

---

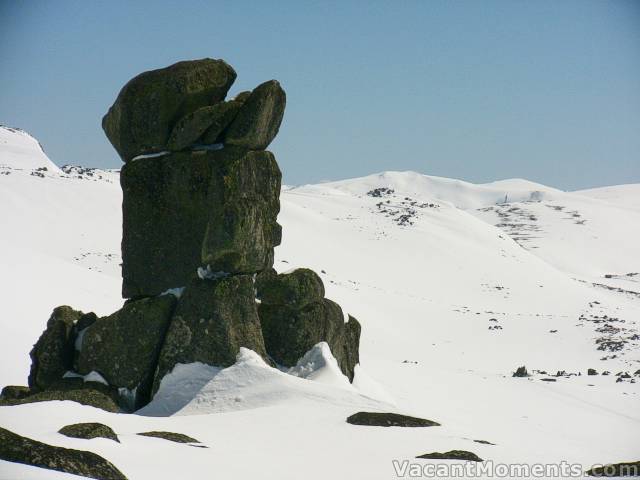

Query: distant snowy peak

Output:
[294, 170, 563, 210]
[574, 184, 640, 211]
[0, 125, 61, 173]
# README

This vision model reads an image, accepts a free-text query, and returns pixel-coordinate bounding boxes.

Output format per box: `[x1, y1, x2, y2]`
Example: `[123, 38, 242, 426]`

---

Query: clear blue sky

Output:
[1, 0, 639, 190]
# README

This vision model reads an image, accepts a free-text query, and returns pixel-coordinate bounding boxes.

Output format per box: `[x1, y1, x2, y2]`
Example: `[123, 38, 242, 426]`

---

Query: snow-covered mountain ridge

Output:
[0, 126, 638, 479]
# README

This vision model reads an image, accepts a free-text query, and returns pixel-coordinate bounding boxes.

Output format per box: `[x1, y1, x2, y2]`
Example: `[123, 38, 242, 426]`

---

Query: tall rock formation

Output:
[2, 58, 361, 413]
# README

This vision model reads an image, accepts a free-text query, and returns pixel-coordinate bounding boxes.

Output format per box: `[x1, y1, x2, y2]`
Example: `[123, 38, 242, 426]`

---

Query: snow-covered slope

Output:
[0, 130, 638, 479]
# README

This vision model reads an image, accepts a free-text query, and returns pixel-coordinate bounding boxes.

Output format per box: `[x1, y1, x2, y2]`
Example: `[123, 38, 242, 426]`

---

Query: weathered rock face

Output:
[202, 149, 282, 274]
[29, 306, 84, 391]
[199, 99, 245, 144]
[121, 147, 281, 298]
[225, 80, 286, 150]
[102, 58, 236, 162]
[257, 270, 361, 382]
[257, 268, 325, 307]
[0, 426, 128, 480]
[0, 378, 121, 413]
[153, 276, 267, 395]
[77, 295, 176, 407]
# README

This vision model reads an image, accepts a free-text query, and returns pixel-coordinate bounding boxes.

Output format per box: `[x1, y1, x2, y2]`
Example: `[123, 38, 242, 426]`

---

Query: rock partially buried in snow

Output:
[259, 297, 361, 381]
[77, 295, 176, 408]
[0, 426, 128, 480]
[137, 431, 201, 444]
[152, 276, 268, 396]
[586, 461, 640, 477]
[29, 306, 84, 391]
[0, 378, 121, 412]
[416, 450, 483, 462]
[102, 58, 237, 162]
[59, 422, 120, 443]
[346, 411, 440, 427]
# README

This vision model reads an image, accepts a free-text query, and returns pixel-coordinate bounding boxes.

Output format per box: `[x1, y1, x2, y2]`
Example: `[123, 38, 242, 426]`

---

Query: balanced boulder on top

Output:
[102, 58, 236, 162]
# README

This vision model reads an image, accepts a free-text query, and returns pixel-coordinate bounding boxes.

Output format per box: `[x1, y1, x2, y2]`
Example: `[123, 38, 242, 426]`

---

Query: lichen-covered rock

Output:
[257, 268, 325, 307]
[137, 431, 200, 444]
[225, 80, 286, 150]
[199, 99, 245, 144]
[346, 412, 440, 427]
[167, 100, 242, 150]
[0, 385, 31, 400]
[586, 461, 640, 477]
[416, 450, 483, 462]
[102, 58, 236, 162]
[59, 423, 119, 443]
[341, 315, 362, 382]
[0, 378, 121, 412]
[0, 426, 127, 480]
[258, 298, 360, 381]
[77, 296, 176, 408]
[201, 149, 282, 274]
[153, 276, 267, 395]
[29, 306, 84, 391]
[120, 147, 281, 298]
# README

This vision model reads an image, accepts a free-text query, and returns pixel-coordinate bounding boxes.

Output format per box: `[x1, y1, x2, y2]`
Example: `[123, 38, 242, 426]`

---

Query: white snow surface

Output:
[0, 129, 639, 479]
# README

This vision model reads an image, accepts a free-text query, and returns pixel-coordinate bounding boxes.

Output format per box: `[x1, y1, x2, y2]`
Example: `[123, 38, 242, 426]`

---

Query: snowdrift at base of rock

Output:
[140, 345, 383, 417]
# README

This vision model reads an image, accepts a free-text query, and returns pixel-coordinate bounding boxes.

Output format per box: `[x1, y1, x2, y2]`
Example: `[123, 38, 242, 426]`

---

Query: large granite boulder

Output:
[121, 147, 281, 298]
[29, 306, 85, 391]
[152, 275, 267, 395]
[258, 297, 361, 381]
[225, 80, 286, 150]
[0, 427, 127, 480]
[76, 295, 176, 408]
[102, 58, 236, 162]
[257, 268, 324, 307]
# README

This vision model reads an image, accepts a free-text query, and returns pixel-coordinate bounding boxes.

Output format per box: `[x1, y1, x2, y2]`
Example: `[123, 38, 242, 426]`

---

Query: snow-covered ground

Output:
[0, 126, 638, 479]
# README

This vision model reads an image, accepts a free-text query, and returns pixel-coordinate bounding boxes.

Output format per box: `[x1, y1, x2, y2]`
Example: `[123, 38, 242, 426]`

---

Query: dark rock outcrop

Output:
[137, 431, 201, 444]
[586, 461, 640, 477]
[102, 58, 236, 162]
[120, 146, 281, 298]
[512, 366, 529, 377]
[0, 426, 127, 480]
[257, 269, 360, 381]
[5, 58, 364, 414]
[257, 268, 325, 307]
[0, 385, 31, 400]
[77, 295, 176, 408]
[346, 412, 440, 427]
[199, 99, 245, 144]
[201, 149, 282, 274]
[153, 276, 267, 395]
[0, 378, 121, 412]
[225, 80, 286, 150]
[416, 450, 483, 462]
[59, 422, 119, 442]
[29, 306, 84, 391]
